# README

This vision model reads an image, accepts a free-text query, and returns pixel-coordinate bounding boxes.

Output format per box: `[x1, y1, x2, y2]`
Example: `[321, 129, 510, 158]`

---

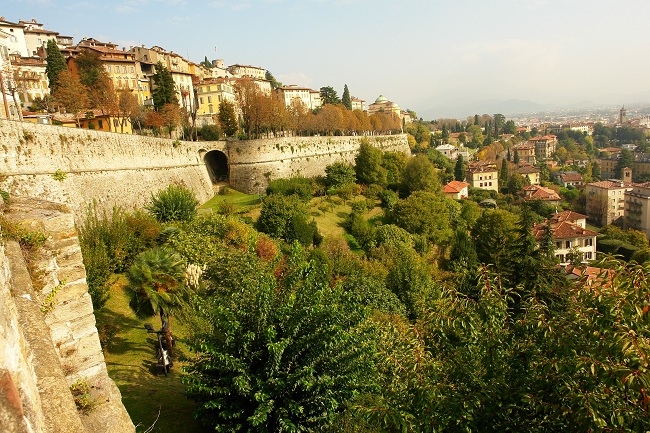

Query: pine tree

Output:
[218, 100, 238, 137]
[454, 154, 466, 181]
[342, 84, 352, 110]
[45, 39, 67, 93]
[514, 149, 520, 164]
[499, 159, 509, 190]
[152, 62, 177, 111]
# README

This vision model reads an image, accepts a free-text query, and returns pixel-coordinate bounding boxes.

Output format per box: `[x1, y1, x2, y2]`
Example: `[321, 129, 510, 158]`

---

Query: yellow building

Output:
[64, 38, 149, 104]
[195, 77, 236, 118]
[466, 163, 499, 192]
[78, 110, 133, 134]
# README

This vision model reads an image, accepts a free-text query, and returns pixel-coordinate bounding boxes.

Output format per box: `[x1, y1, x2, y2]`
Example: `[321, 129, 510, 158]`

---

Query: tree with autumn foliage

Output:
[53, 70, 89, 127]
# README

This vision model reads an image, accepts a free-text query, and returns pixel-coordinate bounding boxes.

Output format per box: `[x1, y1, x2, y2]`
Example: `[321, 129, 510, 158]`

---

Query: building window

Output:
[565, 241, 572, 249]
[98, 120, 103, 129]
[208, 96, 212, 103]
[106, 65, 112, 72]
[130, 66, 135, 73]
[200, 97, 204, 104]
[122, 66, 127, 73]
[556, 242, 562, 249]
[208, 104, 213, 114]
[585, 238, 593, 247]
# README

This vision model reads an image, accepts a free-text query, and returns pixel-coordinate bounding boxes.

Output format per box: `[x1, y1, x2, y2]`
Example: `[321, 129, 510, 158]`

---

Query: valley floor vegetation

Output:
[81, 145, 650, 432]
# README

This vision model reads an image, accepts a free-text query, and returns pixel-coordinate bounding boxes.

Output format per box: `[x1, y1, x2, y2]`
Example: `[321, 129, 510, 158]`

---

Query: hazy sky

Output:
[5, 0, 650, 118]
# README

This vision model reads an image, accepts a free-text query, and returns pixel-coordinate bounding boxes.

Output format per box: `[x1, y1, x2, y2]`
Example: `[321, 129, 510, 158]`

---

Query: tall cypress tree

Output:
[499, 159, 509, 190]
[342, 84, 352, 110]
[45, 39, 67, 93]
[152, 61, 177, 111]
[454, 154, 466, 181]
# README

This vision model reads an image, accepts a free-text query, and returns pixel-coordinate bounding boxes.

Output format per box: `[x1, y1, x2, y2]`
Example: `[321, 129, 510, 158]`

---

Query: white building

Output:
[274, 85, 322, 111]
[0, 17, 28, 57]
[435, 143, 457, 159]
[533, 220, 598, 266]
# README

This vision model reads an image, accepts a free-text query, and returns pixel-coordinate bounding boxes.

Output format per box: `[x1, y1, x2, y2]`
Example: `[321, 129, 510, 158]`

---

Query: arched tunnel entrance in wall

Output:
[203, 150, 229, 184]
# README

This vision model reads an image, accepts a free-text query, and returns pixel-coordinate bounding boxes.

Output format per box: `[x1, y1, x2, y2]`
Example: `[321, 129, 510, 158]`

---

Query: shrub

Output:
[97, 322, 119, 351]
[147, 184, 198, 223]
[198, 124, 221, 141]
[78, 205, 158, 310]
[379, 189, 399, 210]
[257, 194, 321, 246]
[266, 177, 313, 202]
[69, 380, 98, 414]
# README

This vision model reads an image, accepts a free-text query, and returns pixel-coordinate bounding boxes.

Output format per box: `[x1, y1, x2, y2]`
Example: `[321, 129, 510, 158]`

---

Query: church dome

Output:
[375, 95, 388, 103]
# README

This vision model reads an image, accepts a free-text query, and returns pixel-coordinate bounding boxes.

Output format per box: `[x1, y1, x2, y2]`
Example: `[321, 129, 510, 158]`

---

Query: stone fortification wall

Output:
[0, 119, 410, 218]
[0, 197, 134, 433]
[0, 120, 215, 219]
[208, 135, 411, 193]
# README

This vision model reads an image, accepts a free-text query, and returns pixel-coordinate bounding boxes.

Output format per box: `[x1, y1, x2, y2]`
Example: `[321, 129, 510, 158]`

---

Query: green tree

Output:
[217, 100, 238, 137]
[355, 140, 387, 186]
[503, 119, 517, 134]
[341, 84, 352, 110]
[152, 61, 177, 110]
[499, 159, 509, 190]
[45, 39, 67, 93]
[401, 154, 440, 196]
[147, 184, 198, 223]
[126, 247, 187, 357]
[493, 113, 505, 136]
[615, 148, 634, 178]
[184, 251, 376, 432]
[320, 86, 340, 105]
[391, 191, 460, 246]
[382, 151, 407, 188]
[257, 194, 320, 246]
[472, 209, 518, 275]
[265, 70, 282, 90]
[454, 154, 466, 181]
[200, 56, 212, 68]
[325, 161, 356, 188]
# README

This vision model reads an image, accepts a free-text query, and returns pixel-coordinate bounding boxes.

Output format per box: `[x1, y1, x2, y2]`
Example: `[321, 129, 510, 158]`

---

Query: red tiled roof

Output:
[550, 210, 588, 224]
[560, 172, 583, 182]
[533, 221, 598, 240]
[587, 180, 633, 189]
[529, 135, 557, 142]
[443, 181, 469, 193]
[521, 185, 560, 201]
[518, 165, 540, 174]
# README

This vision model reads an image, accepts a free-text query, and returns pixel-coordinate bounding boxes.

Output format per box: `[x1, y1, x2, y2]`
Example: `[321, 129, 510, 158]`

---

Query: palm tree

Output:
[126, 247, 187, 358]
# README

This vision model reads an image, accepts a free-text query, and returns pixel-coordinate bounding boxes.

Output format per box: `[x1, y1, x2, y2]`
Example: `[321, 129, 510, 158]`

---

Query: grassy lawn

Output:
[199, 188, 261, 215]
[96, 276, 209, 433]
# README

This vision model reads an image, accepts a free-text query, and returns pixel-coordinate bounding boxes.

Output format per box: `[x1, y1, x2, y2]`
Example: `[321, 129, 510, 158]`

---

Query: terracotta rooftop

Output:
[529, 135, 557, 141]
[587, 180, 633, 189]
[533, 221, 598, 240]
[518, 165, 540, 174]
[559, 172, 584, 182]
[521, 185, 561, 201]
[443, 181, 469, 193]
[550, 210, 588, 224]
